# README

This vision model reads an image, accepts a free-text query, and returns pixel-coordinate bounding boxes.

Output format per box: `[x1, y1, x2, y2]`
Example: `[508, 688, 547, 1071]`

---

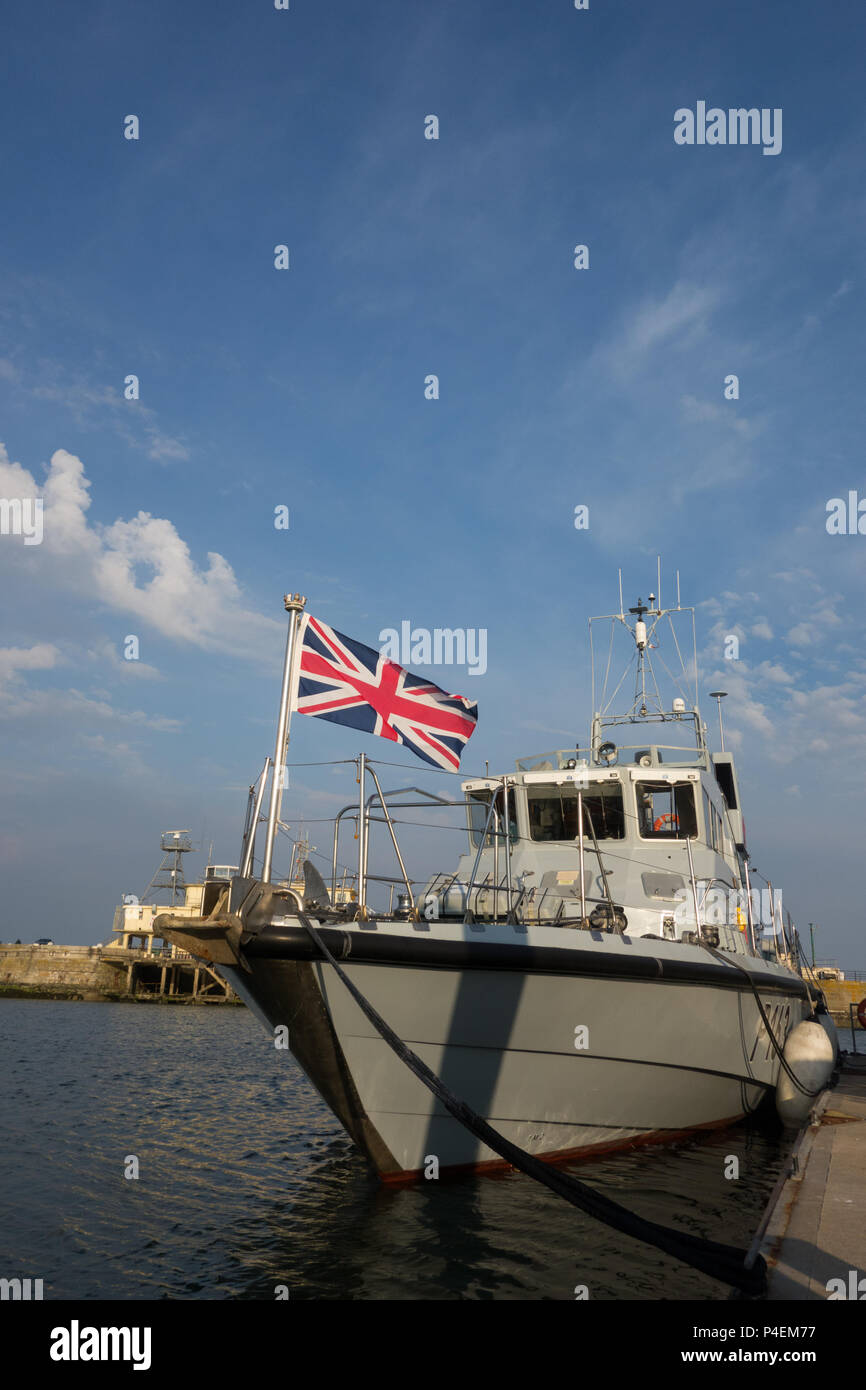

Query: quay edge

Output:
[757, 1053, 866, 1300]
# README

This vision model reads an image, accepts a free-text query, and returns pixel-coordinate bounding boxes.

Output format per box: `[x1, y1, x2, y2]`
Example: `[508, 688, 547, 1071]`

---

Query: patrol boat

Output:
[157, 580, 821, 1180]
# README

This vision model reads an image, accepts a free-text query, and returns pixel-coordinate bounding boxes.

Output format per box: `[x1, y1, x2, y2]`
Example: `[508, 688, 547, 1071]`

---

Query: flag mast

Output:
[261, 593, 307, 884]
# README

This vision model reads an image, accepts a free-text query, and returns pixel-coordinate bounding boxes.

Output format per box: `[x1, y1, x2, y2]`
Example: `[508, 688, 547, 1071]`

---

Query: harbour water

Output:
[0, 999, 815, 1301]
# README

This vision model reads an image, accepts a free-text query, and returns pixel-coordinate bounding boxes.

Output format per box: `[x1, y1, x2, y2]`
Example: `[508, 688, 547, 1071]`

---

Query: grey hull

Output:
[220, 924, 811, 1178]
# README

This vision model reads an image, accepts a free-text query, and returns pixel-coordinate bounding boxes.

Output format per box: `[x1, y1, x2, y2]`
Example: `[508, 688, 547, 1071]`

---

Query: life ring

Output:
[857, 998, 866, 1030]
[653, 813, 679, 833]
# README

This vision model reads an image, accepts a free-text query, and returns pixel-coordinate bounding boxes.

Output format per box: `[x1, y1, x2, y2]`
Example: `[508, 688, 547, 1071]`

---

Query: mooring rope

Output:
[700, 942, 825, 1099]
[296, 912, 767, 1295]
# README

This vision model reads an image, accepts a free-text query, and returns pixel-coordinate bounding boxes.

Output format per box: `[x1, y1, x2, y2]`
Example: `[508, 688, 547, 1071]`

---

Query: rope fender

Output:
[297, 912, 767, 1296]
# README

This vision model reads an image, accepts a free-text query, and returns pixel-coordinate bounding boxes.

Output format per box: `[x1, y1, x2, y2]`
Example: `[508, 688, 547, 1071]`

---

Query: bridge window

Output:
[527, 783, 625, 841]
[702, 791, 725, 852]
[468, 788, 517, 847]
[637, 781, 697, 838]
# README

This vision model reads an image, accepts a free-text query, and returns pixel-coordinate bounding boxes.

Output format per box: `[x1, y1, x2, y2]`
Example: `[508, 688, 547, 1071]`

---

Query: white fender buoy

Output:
[814, 1008, 839, 1063]
[775, 1020, 835, 1126]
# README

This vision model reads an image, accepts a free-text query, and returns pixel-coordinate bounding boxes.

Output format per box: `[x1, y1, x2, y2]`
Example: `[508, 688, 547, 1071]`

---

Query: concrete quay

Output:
[761, 1053, 866, 1300]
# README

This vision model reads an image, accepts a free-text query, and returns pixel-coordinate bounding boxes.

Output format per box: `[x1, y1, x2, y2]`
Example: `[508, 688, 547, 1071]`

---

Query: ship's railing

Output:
[243, 753, 808, 962]
[514, 742, 709, 774]
[425, 780, 623, 930]
[331, 762, 547, 925]
[515, 749, 585, 772]
[597, 743, 709, 767]
[337, 764, 680, 936]
[421, 870, 618, 927]
[332, 760, 458, 918]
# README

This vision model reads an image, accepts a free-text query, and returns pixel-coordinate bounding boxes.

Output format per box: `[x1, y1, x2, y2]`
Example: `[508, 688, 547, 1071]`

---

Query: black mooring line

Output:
[700, 941, 824, 1099]
[296, 912, 766, 1296]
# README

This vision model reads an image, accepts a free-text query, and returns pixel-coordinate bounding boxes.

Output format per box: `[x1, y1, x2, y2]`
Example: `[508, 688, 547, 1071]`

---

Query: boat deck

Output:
[761, 1053, 866, 1300]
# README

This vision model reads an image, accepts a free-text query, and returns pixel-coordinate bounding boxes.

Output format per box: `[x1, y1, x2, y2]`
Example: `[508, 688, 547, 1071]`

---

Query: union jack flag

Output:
[291, 614, 478, 771]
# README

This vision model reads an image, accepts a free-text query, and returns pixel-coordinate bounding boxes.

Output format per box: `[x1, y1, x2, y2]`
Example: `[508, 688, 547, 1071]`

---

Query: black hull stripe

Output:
[244, 922, 809, 999]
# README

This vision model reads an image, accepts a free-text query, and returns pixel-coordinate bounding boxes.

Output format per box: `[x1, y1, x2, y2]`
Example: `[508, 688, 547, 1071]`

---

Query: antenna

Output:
[709, 691, 728, 751]
[657, 556, 662, 612]
[588, 568, 704, 757]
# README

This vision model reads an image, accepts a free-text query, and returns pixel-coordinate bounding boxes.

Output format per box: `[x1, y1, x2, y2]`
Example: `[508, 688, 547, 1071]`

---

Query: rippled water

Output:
[0, 999, 796, 1300]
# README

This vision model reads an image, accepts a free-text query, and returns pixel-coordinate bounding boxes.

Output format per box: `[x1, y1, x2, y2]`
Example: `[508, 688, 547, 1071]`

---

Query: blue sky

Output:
[1, 0, 865, 969]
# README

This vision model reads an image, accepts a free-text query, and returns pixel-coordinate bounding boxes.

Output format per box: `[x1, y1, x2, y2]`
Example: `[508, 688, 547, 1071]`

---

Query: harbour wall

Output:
[0, 945, 118, 1000]
[820, 979, 866, 1027]
[0, 944, 238, 1004]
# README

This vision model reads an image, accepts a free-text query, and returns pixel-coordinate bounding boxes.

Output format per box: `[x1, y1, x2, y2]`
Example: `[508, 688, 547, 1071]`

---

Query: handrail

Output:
[361, 786, 452, 887]
[366, 766, 418, 919]
[357, 753, 368, 916]
[462, 780, 521, 924]
[696, 874, 749, 954]
[331, 803, 359, 904]
[330, 783, 452, 913]
[577, 789, 586, 921]
[240, 757, 271, 879]
[584, 805, 617, 922]
[464, 787, 502, 924]
[684, 835, 703, 942]
[503, 779, 514, 923]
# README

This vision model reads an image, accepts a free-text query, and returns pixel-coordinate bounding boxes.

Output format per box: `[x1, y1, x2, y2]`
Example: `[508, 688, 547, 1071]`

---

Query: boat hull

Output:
[218, 921, 812, 1179]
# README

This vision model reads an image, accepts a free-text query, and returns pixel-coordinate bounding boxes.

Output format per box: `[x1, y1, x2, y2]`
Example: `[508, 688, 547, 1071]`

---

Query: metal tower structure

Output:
[140, 831, 194, 905]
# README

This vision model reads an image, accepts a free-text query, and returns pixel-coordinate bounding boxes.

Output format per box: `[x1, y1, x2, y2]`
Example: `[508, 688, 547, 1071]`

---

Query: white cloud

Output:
[0, 442, 282, 661]
[0, 643, 61, 681]
[146, 433, 191, 462]
[754, 660, 794, 685]
[16, 368, 190, 462]
[0, 644, 173, 738]
[811, 604, 843, 629]
[87, 638, 162, 680]
[699, 574, 866, 776]
[586, 279, 721, 388]
[734, 695, 775, 738]
[624, 281, 719, 358]
[784, 600, 843, 649]
[802, 278, 854, 333]
[679, 394, 758, 439]
[75, 733, 152, 776]
[0, 678, 180, 730]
